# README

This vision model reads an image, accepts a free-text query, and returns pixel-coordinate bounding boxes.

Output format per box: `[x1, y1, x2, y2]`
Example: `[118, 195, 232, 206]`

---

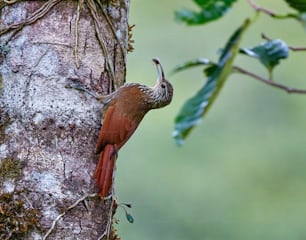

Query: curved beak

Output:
[152, 58, 165, 81]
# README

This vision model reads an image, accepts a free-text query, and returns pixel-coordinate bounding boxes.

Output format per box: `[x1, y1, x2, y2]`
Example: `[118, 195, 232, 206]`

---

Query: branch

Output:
[261, 33, 306, 52]
[248, 0, 276, 17]
[233, 66, 306, 94]
[248, 0, 301, 21]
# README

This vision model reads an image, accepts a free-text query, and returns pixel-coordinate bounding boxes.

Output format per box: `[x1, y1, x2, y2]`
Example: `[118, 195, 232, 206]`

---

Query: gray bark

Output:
[0, 1, 129, 239]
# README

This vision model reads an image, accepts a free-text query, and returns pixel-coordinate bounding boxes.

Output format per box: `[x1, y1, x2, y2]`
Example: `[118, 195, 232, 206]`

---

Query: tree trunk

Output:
[0, 1, 129, 239]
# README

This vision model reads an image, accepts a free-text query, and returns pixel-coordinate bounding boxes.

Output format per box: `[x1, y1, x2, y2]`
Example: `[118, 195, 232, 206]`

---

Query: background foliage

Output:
[117, 1, 306, 239]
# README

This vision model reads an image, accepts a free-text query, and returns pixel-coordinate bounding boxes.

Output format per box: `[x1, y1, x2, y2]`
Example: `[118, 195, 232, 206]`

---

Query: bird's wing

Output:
[95, 104, 142, 153]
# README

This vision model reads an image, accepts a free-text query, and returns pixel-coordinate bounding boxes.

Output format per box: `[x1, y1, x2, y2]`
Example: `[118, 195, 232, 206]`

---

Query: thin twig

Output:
[43, 193, 98, 240]
[233, 65, 306, 94]
[248, 0, 301, 21]
[286, 46, 306, 52]
[261, 33, 306, 51]
[248, 0, 276, 17]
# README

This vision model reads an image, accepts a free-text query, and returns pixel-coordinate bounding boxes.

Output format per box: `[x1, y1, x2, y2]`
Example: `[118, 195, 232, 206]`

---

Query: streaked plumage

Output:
[94, 58, 173, 197]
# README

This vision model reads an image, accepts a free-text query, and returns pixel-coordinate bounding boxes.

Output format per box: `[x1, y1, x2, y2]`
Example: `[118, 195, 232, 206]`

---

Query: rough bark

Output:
[0, 1, 129, 239]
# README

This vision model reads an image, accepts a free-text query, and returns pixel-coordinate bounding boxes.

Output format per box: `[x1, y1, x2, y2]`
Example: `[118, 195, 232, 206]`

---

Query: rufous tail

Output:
[93, 144, 117, 198]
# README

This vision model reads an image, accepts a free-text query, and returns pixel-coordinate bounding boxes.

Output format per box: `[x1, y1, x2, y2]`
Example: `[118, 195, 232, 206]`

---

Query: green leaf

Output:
[172, 58, 215, 74]
[175, 0, 238, 25]
[172, 58, 218, 78]
[284, 0, 306, 12]
[126, 213, 134, 223]
[240, 39, 289, 73]
[173, 19, 251, 145]
[204, 64, 219, 77]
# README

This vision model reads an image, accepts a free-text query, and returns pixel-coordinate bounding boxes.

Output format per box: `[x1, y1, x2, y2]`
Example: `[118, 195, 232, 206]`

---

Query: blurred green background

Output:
[116, 0, 306, 239]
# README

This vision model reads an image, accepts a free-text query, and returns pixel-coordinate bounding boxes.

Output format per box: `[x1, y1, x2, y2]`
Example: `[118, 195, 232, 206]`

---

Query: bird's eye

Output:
[161, 83, 166, 89]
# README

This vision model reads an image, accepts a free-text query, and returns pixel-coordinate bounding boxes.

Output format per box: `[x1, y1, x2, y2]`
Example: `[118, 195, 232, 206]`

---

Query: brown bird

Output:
[93, 58, 173, 198]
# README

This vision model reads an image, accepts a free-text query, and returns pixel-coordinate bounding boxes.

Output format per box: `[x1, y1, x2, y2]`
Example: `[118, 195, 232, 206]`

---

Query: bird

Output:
[93, 58, 173, 198]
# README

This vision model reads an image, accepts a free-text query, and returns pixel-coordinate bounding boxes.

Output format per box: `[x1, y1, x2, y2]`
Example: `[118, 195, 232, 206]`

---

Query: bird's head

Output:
[151, 58, 173, 108]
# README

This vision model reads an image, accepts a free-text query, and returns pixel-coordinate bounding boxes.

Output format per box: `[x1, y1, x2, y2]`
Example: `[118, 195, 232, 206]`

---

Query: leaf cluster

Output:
[175, 0, 238, 25]
[173, 0, 306, 144]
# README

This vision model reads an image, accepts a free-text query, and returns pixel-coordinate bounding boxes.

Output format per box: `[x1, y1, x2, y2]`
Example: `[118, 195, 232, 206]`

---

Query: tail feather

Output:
[93, 144, 117, 198]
